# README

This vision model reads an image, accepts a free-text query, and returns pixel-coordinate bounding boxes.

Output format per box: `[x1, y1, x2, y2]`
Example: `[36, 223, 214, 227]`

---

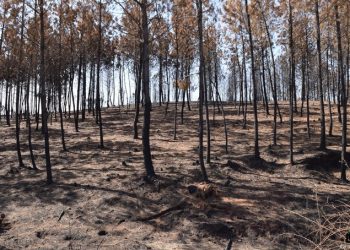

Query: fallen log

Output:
[58, 211, 65, 222]
[136, 199, 187, 222]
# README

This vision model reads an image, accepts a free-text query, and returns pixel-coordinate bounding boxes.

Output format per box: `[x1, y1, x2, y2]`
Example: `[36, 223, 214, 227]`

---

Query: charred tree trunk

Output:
[326, 44, 333, 136]
[75, 54, 83, 132]
[288, 0, 295, 164]
[261, 48, 269, 116]
[335, 4, 347, 181]
[159, 55, 163, 106]
[134, 55, 142, 139]
[27, 70, 37, 169]
[196, 0, 208, 182]
[96, 0, 104, 148]
[315, 0, 326, 150]
[15, 0, 26, 168]
[82, 58, 87, 121]
[40, 0, 53, 184]
[204, 65, 210, 164]
[246, 0, 259, 158]
[140, 0, 155, 178]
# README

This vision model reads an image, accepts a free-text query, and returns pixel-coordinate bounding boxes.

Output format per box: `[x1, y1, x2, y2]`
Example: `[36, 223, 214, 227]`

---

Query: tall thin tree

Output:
[315, 0, 326, 150]
[335, 4, 347, 181]
[245, 0, 259, 158]
[196, 0, 208, 182]
[39, 0, 53, 184]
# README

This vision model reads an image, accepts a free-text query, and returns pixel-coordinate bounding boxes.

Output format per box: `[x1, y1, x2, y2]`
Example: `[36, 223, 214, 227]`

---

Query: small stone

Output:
[64, 235, 72, 241]
[95, 220, 103, 225]
[188, 185, 198, 194]
[36, 231, 43, 238]
[98, 230, 108, 236]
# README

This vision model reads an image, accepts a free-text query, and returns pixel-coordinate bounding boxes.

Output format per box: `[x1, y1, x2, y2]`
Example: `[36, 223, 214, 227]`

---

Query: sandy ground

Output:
[1, 101, 350, 249]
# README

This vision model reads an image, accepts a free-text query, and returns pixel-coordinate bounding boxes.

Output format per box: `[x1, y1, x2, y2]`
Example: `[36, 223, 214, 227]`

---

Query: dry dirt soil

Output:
[1, 102, 350, 250]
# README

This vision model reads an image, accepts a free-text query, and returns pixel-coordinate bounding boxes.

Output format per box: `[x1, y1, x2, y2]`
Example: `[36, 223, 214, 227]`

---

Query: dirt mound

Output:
[302, 149, 350, 172]
[226, 155, 279, 173]
[200, 222, 234, 239]
[0, 213, 11, 234]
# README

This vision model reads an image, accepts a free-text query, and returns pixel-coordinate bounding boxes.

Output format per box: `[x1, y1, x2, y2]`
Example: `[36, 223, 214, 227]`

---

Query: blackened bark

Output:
[315, 0, 326, 150]
[40, 0, 53, 184]
[15, 0, 26, 168]
[96, 0, 104, 148]
[196, 0, 208, 182]
[159, 55, 163, 106]
[335, 4, 347, 181]
[140, 0, 155, 178]
[134, 45, 142, 139]
[288, 0, 294, 164]
[75, 55, 83, 132]
[245, 0, 259, 158]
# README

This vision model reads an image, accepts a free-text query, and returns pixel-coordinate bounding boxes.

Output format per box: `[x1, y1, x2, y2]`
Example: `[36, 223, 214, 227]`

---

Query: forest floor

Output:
[1, 101, 350, 250]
